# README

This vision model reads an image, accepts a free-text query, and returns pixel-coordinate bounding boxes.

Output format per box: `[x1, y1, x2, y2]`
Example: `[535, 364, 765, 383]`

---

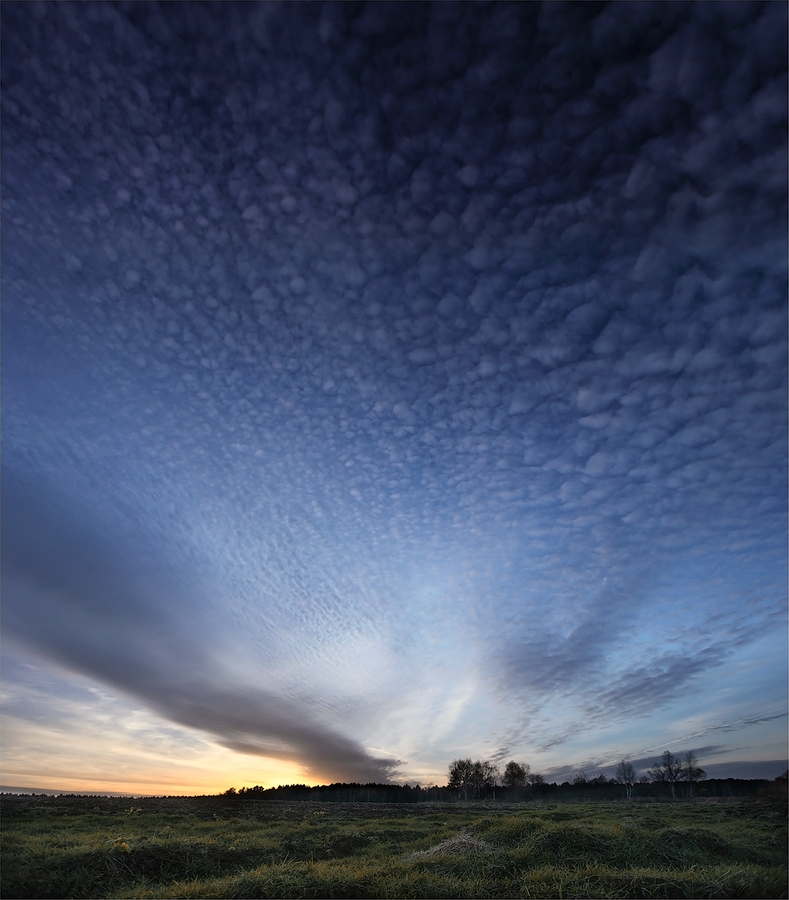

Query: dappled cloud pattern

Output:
[2, 2, 786, 785]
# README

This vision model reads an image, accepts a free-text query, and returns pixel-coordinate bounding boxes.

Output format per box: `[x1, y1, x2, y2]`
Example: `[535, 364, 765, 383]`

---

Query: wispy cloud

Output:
[634, 713, 789, 758]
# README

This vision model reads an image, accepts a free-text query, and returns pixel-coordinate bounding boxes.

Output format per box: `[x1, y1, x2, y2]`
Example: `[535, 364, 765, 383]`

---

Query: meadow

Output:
[2, 794, 786, 899]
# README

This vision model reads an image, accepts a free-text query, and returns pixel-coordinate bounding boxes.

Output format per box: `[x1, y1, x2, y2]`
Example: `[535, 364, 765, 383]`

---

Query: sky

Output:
[2, 1, 787, 796]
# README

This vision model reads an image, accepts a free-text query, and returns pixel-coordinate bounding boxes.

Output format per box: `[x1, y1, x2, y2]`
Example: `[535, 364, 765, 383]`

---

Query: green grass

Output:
[2, 797, 786, 898]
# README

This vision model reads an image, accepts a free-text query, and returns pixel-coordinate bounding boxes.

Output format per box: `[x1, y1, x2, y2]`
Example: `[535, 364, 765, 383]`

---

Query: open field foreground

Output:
[2, 796, 786, 899]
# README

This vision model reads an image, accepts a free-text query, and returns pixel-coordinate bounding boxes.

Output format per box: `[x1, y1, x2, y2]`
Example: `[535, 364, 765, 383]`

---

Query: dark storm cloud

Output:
[2, 0, 786, 770]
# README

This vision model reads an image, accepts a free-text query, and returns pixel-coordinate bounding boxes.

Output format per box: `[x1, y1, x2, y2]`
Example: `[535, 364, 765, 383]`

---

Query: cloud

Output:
[587, 648, 728, 721]
[2, 1, 785, 785]
[650, 713, 789, 749]
[2, 471, 399, 784]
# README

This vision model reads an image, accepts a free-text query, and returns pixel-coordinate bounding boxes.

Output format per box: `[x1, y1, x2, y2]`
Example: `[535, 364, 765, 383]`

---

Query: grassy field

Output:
[2, 794, 786, 898]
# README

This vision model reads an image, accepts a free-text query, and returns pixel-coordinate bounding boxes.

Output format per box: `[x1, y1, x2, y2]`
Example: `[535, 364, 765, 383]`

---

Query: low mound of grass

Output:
[405, 830, 496, 860]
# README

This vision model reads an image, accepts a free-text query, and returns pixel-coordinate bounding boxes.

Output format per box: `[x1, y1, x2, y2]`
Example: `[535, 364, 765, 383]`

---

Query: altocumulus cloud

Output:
[2, 1, 786, 783]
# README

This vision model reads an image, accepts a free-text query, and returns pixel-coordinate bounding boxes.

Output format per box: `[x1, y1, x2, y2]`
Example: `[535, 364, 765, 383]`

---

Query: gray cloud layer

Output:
[3, 1, 786, 777]
[2, 474, 400, 783]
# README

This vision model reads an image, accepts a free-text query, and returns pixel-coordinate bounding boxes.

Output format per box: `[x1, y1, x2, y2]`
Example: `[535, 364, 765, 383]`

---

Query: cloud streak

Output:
[2, 472, 399, 784]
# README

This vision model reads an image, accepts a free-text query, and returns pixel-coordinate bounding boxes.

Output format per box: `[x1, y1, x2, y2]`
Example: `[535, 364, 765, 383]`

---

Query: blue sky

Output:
[2, 1, 787, 794]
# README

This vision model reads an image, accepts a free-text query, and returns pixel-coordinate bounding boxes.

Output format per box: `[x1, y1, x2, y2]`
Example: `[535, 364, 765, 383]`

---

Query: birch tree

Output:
[615, 759, 636, 799]
[680, 750, 706, 797]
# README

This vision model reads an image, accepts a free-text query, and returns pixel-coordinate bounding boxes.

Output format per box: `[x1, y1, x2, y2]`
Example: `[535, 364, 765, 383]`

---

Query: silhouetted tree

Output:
[474, 760, 499, 799]
[680, 751, 706, 797]
[649, 751, 683, 798]
[448, 758, 499, 799]
[503, 761, 529, 798]
[448, 758, 474, 799]
[502, 760, 527, 787]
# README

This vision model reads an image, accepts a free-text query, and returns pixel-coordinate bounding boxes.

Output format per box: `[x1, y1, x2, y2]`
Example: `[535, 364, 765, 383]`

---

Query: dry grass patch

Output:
[405, 829, 496, 861]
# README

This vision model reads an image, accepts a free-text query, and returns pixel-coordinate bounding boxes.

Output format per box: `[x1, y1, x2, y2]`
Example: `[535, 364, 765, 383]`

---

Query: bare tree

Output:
[615, 760, 636, 799]
[528, 772, 545, 786]
[680, 750, 706, 797]
[649, 750, 684, 799]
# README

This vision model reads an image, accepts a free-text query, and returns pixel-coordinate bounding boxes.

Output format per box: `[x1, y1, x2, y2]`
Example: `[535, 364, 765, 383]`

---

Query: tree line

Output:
[447, 750, 707, 801]
[219, 753, 787, 803]
[222, 782, 448, 803]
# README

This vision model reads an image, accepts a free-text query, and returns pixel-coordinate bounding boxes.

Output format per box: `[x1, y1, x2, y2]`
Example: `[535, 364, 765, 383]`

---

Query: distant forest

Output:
[222, 779, 782, 803]
[223, 753, 788, 803]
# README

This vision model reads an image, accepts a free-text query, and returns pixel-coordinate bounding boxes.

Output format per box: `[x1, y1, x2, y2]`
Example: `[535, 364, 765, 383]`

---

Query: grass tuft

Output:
[405, 829, 496, 860]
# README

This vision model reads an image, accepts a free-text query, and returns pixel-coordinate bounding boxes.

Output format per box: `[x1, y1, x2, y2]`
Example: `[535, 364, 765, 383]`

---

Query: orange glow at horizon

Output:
[0, 764, 327, 797]
[1, 694, 325, 796]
